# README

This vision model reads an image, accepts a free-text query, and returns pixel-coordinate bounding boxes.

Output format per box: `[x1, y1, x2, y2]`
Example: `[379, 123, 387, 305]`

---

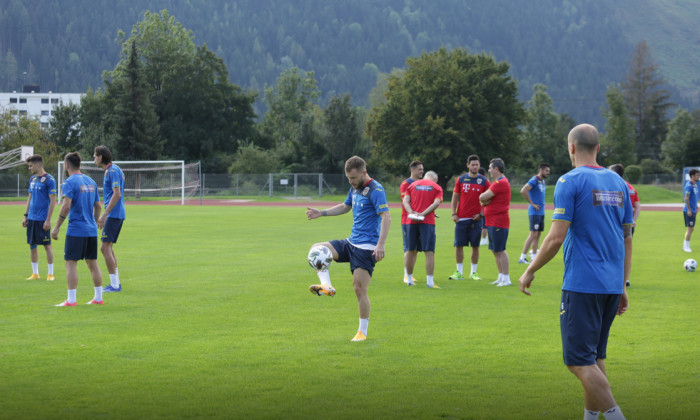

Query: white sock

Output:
[471, 263, 478, 275]
[359, 318, 369, 336]
[520, 253, 527, 260]
[109, 273, 120, 288]
[602, 406, 625, 420]
[67, 289, 77, 304]
[684, 240, 690, 247]
[404, 267, 408, 276]
[94, 286, 103, 302]
[503, 274, 510, 283]
[48, 263, 54, 275]
[584, 409, 600, 420]
[407, 274, 414, 285]
[317, 269, 333, 288]
[32, 262, 39, 275]
[426, 275, 434, 287]
[115, 268, 120, 284]
[456, 263, 463, 274]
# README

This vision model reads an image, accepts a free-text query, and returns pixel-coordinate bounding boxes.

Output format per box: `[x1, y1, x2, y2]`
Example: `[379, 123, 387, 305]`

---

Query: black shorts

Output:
[684, 212, 696, 228]
[329, 239, 377, 277]
[560, 290, 621, 366]
[529, 215, 545, 232]
[101, 218, 124, 243]
[486, 226, 509, 252]
[27, 219, 51, 248]
[454, 219, 483, 247]
[405, 224, 436, 252]
[64, 236, 98, 261]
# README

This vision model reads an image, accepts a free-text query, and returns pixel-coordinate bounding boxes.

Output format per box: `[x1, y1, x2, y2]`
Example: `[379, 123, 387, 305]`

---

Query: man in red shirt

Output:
[609, 164, 641, 287]
[480, 158, 512, 286]
[450, 155, 490, 281]
[400, 160, 424, 284]
[403, 171, 443, 288]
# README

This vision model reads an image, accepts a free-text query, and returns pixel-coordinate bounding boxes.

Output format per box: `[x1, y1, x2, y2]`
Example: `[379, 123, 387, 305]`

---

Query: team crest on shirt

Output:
[362, 187, 370, 196]
[40, 176, 46, 182]
[477, 178, 483, 184]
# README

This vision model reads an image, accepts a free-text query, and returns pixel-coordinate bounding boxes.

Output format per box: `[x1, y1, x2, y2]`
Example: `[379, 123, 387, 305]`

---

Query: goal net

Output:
[57, 160, 201, 205]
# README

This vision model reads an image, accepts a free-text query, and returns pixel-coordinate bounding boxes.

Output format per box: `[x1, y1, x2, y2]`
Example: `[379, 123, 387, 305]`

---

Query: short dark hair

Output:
[478, 168, 486, 176]
[690, 169, 699, 177]
[467, 155, 480, 164]
[539, 162, 550, 171]
[25, 154, 43, 164]
[94, 145, 113, 165]
[409, 160, 422, 170]
[609, 164, 624, 177]
[345, 156, 366, 173]
[489, 158, 505, 174]
[64, 152, 81, 170]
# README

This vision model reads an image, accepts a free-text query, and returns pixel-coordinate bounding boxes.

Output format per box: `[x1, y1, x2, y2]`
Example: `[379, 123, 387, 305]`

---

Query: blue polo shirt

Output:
[103, 163, 126, 219]
[62, 173, 100, 237]
[27, 173, 57, 221]
[526, 175, 546, 216]
[553, 166, 633, 294]
[343, 179, 389, 247]
[683, 180, 698, 213]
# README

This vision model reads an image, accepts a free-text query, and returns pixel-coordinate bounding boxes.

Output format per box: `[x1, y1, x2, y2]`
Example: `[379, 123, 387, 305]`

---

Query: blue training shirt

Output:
[526, 175, 546, 216]
[103, 163, 126, 219]
[552, 166, 633, 294]
[62, 173, 100, 237]
[27, 173, 57, 221]
[683, 180, 698, 213]
[343, 179, 390, 247]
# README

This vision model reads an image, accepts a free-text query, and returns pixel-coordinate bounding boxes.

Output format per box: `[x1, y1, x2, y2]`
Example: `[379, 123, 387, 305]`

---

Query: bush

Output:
[640, 159, 673, 175]
[626, 165, 643, 183]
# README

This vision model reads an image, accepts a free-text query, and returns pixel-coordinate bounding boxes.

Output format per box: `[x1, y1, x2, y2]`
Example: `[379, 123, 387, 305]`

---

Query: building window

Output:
[41, 110, 50, 116]
[19, 110, 27, 115]
[19, 98, 27, 103]
[10, 97, 18, 103]
[51, 98, 59, 104]
[41, 122, 49, 128]
[41, 98, 49, 104]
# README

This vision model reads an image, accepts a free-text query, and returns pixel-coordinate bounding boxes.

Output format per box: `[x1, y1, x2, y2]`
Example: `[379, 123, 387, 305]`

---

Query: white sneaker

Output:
[496, 279, 512, 287]
[480, 238, 489, 246]
[683, 246, 692, 253]
[490, 278, 501, 285]
[518, 257, 529, 264]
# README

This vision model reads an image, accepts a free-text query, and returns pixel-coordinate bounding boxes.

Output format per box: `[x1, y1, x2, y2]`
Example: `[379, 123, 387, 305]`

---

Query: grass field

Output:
[1, 203, 698, 419]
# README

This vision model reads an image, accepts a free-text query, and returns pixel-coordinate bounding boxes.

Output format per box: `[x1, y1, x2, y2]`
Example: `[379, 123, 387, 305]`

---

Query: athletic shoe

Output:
[309, 284, 336, 297]
[427, 284, 441, 289]
[86, 300, 104, 305]
[406, 281, 414, 286]
[626, 281, 630, 287]
[351, 331, 367, 342]
[46, 274, 55, 281]
[103, 284, 122, 293]
[683, 246, 692, 253]
[518, 257, 529, 264]
[56, 300, 77, 307]
[479, 238, 489, 246]
[26, 274, 40, 280]
[496, 279, 512, 287]
[448, 271, 465, 280]
[490, 278, 501, 285]
[403, 275, 420, 284]
[470, 272, 482, 281]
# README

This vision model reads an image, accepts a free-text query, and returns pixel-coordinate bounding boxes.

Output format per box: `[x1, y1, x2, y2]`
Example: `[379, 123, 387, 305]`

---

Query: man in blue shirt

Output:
[519, 124, 632, 420]
[305, 156, 391, 342]
[51, 152, 104, 307]
[22, 154, 57, 281]
[518, 163, 550, 264]
[683, 168, 699, 252]
[94, 146, 126, 292]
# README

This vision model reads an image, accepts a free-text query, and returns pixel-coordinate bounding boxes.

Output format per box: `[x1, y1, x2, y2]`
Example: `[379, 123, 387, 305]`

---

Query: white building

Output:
[0, 91, 83, 128]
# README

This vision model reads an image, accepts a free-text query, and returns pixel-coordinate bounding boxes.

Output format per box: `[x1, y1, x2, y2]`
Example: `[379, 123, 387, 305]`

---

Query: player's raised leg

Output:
[308, 242, 337, 297]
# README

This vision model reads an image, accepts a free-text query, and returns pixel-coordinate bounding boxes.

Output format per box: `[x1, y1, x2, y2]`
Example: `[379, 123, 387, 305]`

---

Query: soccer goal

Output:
[0, 146, 34, 170]
[57, 160, 201, 205]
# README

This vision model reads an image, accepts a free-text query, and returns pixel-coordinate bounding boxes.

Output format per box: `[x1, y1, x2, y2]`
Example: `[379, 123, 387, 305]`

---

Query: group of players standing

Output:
[21, 146, 125, 306]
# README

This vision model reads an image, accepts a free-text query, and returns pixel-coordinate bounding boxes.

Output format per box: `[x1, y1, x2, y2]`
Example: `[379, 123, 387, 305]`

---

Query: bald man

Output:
[519, 124, 633, 420]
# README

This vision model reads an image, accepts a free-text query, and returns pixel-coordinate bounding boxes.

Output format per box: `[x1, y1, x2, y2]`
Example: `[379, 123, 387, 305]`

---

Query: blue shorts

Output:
[329, 239, 377, 277]
[486, 226, 509, 252]
[560, 290, 621, 366]
[64, 236, 98, 261]
[684, 212, 696, 228]
[402, 224, 411, 252]
[102, 218, 124, 243]
[405, 224, 436, 252]
[529, 215, 545, 232]
[454, 219, 483, 247]
[26, 219, 51, 248]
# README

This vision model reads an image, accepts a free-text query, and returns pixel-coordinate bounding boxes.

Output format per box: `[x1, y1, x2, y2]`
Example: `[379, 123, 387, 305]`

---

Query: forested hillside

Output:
[1, 0, 698, 125]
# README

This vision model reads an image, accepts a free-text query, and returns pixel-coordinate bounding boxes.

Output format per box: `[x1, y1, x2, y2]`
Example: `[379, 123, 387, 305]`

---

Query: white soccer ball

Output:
[684, 258, 697, 272]
[308, 245, 333, 271]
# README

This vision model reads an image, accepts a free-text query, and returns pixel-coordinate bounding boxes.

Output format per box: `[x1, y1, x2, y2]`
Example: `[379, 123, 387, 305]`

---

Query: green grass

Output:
[1, 204, 698, 419]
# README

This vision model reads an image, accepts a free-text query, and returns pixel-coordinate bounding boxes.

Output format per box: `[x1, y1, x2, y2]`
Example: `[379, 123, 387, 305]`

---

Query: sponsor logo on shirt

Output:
[592, 190, 624, 208]
[415, 185, 433, 191]
[554, 208, 565, 215]
[80, 184, 95, 193]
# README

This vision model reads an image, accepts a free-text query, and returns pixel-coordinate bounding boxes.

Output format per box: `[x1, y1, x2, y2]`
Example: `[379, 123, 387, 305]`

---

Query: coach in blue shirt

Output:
[519, 124, 633, 420]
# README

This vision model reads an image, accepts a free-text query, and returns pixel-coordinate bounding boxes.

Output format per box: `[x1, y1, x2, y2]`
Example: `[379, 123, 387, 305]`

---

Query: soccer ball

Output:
[308, 245, 333, 270]
[684, 258, 697, 272]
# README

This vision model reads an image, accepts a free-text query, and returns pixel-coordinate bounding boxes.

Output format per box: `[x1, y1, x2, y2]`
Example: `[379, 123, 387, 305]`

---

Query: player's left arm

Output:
[52, 196, 71, 240]
[373, 210, 391, 262]
[479, 189, 495, 206]
[632, 201, 641, 223]
[619, 224, 633, 315]
[402, 193, 415, 214]
[420, 198, 442, 217]
[44, 193, 57, 231]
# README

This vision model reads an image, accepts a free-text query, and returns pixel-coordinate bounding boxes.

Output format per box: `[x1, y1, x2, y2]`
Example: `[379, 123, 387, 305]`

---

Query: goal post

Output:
[57, 160, 201, 205]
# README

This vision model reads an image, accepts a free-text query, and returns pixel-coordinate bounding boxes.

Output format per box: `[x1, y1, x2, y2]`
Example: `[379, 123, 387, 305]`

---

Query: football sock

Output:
[109, 274, 119, 288]
[584, 409, 600, 420]
[404, 267, 408, 276]
[602, 406, 624, 420]
[684, 240, 690, 248]
[94, 286, 103, 302]
[67, 289, 77, 304]
[520, 253, 527, 260]
[503, 274, 510, 283]
[48, 263, 54, 275]
[317, 269, 333, 288]
[471, 263, 477, 274]
[426, 275, 434, 287]
[456, 263, 463, 274]
[115, 268, 121, 285]
[407, 274, 413, 285]
[31, 262, 39, 275]
[359, 318, 369, 336]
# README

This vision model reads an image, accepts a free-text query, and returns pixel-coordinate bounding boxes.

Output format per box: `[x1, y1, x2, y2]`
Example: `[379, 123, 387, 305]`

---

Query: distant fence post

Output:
[17, 173, 20, 197]
[269, 173, 273, 197]
[319, 173, 323, 197]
